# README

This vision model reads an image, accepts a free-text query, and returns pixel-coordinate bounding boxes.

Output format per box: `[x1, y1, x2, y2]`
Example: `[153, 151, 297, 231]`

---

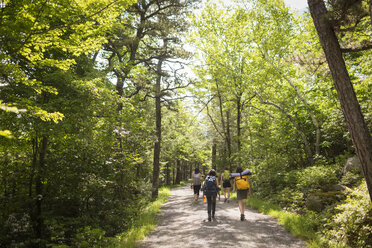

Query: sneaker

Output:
[240, 214, 245, 221]
[224, 198, 227, 203]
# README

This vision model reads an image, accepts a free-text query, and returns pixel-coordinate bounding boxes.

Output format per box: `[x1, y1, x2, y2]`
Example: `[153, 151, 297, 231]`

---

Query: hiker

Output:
[191, 168, 202, 201]
[232, 166, 251, 221]
[203, 169, 219, 221]
[220, 167, 232, 203]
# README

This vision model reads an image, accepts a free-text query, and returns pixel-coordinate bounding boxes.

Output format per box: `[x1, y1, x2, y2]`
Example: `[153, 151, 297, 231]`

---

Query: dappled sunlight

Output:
[138, 186, 306, 248]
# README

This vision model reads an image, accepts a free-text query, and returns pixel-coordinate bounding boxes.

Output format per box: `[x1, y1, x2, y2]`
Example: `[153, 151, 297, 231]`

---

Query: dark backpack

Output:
[203, 176, 217, 195]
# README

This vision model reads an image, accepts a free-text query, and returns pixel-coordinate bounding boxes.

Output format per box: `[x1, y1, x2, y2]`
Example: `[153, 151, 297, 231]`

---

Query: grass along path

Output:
[112, 187, 171, 248]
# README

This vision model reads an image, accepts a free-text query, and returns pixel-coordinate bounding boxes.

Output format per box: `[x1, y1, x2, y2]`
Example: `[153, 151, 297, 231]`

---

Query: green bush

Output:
[294, 164, 341, 193]
[71, 226, 112, 248]
[340, 169, 364, 187]
[322, 182, 372, 248]
[277, 187, 305, 211]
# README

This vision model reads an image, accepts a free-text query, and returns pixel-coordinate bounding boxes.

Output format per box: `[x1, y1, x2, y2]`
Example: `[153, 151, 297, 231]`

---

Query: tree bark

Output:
[308, 0, 372, 201]
[226, 110, 233, 171]
[236, 95, 242, 154]
[175, 159, 182, 184]
[212, 141, 217, 169]
[216, 82, 232, 170]
[166, 162, 170, 186]
[151, 58, 163, 198]
[35, 135, 48, 240]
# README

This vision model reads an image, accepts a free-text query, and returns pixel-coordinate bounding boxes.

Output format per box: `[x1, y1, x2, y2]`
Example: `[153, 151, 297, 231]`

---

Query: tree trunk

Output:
[172, 167, 175, 185]
[308, 0, 372, 201]
[212, 142, 217, 169]
[216, 82, 232, 171]
[236, 96, 242, 155]
[35, 135, 48, 241]
[226, 110, 233, 170]
[152, 58, 163, 198]
[183, 160, 186, 181]
[175, 159, 182, 184]
[166, 162, 170, 186]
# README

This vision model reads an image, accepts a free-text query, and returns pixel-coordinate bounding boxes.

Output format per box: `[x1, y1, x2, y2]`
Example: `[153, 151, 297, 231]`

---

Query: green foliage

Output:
[340, 170, 364, 188]
[112, 187, 171, 248]
[322, 182, 372, 248]
[292, 164, 342, 193]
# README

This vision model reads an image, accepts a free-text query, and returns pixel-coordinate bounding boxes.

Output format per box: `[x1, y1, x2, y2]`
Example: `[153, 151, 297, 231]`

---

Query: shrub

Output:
[295, 164, 341, 193]
[322, 182, 372, 248]
[340, 169, 364, 187]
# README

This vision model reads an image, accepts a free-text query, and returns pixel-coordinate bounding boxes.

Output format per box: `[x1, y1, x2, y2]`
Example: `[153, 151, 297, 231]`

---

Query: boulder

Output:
[305, 195, 324, 212]
[343, 156, 363, 175]
[328, 184, 346, 192]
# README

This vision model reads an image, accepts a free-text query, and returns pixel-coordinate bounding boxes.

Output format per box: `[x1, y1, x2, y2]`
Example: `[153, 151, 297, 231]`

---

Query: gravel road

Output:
[138, 185, 307, 248]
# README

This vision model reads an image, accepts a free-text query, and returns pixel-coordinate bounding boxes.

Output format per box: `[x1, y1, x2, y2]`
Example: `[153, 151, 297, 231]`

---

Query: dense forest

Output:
[0, 0, 371, 247]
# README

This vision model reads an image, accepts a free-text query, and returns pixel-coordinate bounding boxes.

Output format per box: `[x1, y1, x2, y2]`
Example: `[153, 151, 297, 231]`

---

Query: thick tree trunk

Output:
[308, 0, 372, 201]
[152, 58, 163, 198]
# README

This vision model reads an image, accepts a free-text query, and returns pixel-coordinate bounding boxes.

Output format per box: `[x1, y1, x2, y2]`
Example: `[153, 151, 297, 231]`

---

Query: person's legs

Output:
[211, 195, 216, 218]
[238, 199, 246, 220]
[226, 187, 231, 201]
[193, 185, 200, 201]
[238, 200, 244, 214]
[207, 196, 212, 221]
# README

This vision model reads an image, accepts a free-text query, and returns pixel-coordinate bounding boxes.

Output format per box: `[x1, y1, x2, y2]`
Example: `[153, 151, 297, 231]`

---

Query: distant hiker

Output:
[232, 166, 251, 221]
[202, 169, 219, 221]
[220, 167, 232, 203]
[191, 168, 202, 201]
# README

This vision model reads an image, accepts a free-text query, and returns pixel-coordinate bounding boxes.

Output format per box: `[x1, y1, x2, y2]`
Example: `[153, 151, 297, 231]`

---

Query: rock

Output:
[328, 184, 346, 192]
[305, 195, 324, 212]
[343, 156, 362, 175]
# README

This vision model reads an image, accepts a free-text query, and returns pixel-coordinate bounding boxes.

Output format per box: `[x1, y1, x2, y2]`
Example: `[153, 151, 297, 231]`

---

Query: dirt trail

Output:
[138, 185, 307, 248]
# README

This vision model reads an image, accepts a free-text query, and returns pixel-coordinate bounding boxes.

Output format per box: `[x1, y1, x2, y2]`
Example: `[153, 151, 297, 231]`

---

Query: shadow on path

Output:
[138, 186, 307, 248]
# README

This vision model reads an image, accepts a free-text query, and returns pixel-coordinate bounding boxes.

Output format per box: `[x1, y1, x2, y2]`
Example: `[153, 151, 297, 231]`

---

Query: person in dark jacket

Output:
[203, 169, 219, 221]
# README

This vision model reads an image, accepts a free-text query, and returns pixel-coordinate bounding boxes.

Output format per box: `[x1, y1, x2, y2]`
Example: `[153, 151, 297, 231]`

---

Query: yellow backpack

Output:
[235, 175, 250, 190]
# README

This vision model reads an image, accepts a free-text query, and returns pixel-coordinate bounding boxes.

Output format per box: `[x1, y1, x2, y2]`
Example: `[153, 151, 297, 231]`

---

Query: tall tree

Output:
[307, 0, 372, 201]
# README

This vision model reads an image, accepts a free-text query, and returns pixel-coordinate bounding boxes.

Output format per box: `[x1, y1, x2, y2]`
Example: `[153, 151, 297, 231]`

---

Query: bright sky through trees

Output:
[283, 0, 308, 10]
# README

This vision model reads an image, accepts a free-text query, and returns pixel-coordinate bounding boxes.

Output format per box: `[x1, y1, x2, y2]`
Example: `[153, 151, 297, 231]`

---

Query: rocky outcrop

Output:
[343, 156, 362, 175]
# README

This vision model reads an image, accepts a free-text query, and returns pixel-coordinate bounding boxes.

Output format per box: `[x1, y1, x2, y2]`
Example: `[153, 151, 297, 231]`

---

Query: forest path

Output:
[138, 185, 307, 248]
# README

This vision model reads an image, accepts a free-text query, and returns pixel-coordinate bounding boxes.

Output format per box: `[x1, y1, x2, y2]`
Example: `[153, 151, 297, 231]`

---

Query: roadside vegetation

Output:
[1, 0, 371, 247]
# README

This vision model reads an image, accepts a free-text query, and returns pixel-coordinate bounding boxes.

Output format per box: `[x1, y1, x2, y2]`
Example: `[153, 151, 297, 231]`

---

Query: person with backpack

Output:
[191, 168, 202, 202]
[220, 167, 232, 203]
[232, 166, 251, 221]
[202, 169, 219, 221]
